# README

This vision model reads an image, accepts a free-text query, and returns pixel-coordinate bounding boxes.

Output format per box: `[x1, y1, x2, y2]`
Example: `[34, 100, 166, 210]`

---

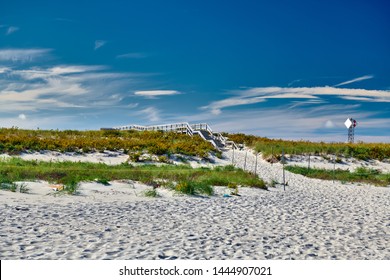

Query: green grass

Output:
[285, 165, 390, 186]
[0, 176, 30, 193]
[0, 158, 268, 196]
[225, 133, 390, 161]
[144, 188, 159, 197]
[0, 127, 216, 158]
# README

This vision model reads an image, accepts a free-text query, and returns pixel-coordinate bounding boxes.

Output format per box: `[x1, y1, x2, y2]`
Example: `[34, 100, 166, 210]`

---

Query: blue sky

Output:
[0, 0, 389, 142]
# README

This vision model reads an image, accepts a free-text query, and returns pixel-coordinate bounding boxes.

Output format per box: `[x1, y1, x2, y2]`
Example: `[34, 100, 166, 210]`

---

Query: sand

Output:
[0, 149, 389, 260]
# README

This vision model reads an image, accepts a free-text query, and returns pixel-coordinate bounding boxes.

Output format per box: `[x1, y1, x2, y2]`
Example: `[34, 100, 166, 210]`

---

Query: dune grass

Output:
[0, 158, 267, 195]
[225, 133, 390, 161]
[285, 165, 390, 186]
[0, 127, 216, 158]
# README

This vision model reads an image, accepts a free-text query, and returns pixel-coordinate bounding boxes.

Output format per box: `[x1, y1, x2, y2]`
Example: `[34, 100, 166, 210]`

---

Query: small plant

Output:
[144, 188, 159, 198]
[175, 181, 194, 195]
[158, 155, 170, 163]
[63, 180, 79, 195]
[18, 183, 29, 193]
[175, 181, 214, 196]
[128, 152, 142, 162]
[222, 165, 236, 171]
[0, 179, 29, 193]
[269, 179, 278, 188]
[247, 178, 267, 189]
[96, 178, 110, 186]
[228, 182, 239, 195]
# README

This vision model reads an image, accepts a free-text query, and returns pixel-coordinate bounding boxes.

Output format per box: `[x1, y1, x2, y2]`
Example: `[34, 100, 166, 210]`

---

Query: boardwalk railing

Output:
[110, 122, 238, 150]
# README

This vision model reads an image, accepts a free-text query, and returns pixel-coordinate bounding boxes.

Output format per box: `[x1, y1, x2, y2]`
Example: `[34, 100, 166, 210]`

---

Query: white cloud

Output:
[6, 26, 19, 35]
[116, 52, 147, 59]
[201, 86, 390, 114]
[171, 104, 389, 142]
[94, 40, 107, 50]
[0, 67, 11, 73]
[127, 103, 139, 108]
[138, 107, 160, 122]
[339, 96, 390, 103]
[18, 114, 26, 120]
[0, 48, 52, 62]
[0, 63, 143, 112]
[334, 75, 374, 87]
[0, 115, 76, 130]
[325, 120, 335, 128]
[134, 90, 181, 98]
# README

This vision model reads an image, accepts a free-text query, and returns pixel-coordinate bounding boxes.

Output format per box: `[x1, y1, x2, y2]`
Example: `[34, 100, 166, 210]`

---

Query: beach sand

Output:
[0, 150, 389, 260]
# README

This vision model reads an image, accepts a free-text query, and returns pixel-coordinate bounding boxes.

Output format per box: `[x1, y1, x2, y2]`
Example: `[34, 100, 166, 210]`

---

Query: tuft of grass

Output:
[175, 180, 214, 196]
[269, 179, 278, 188]
[62, 180, 79, 195]
[18, 183, 29, 193]
[0, 177, 29, 193]
[144, 188, 159, 198]
[96, 178, 110, 186]
[228, 182, 239, 195]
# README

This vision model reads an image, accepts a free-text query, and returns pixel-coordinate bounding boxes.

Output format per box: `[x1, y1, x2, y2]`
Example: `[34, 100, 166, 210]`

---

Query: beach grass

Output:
[226, 133, 390, 161]
[285, 165, 390, 186]
[0, 127, 216, 158]
[0, 158, 267, 195]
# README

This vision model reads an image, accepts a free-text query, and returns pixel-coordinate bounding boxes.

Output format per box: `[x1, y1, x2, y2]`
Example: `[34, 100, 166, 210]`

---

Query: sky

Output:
[0, 0, 389, 142]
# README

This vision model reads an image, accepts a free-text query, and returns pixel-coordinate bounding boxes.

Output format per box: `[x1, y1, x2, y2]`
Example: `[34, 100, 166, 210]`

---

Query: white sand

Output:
[0, 150, 389, 260]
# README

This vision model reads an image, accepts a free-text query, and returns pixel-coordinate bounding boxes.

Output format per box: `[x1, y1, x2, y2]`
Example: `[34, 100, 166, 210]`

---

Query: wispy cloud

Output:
[6, 26, 19, 35]
[0, 48, 52, 62]
[202, 86, 390, 115]
[0, 67, 11, 73]
[116, 52, 148, 59]
[94, 40, 107, 50]
[0, 63, 143, 112]
[134, 90, 181, 98]
[170, 103, 389, 142]
[334, 75, 374, 87]
[138, 107, 160, 122]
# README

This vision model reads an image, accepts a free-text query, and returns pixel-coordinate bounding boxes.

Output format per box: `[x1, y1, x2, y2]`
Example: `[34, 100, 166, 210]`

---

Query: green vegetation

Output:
[0, 177, 29, 193]
[144, 188, 159, 198]
[0, 127, 216, 158]
[227, 182, 239, 195]
[175, 181, 214, 196]
[0, 158, 267, 196]
[285, 166, 390, 186]
[226, 133, 390, 161]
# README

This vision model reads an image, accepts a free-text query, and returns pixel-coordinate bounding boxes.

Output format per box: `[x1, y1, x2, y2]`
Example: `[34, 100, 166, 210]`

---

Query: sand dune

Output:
[0, 150, 389, 260]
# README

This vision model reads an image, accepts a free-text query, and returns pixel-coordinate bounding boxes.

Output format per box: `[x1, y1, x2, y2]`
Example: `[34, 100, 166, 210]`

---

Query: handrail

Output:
[108, 122, 238, 150]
